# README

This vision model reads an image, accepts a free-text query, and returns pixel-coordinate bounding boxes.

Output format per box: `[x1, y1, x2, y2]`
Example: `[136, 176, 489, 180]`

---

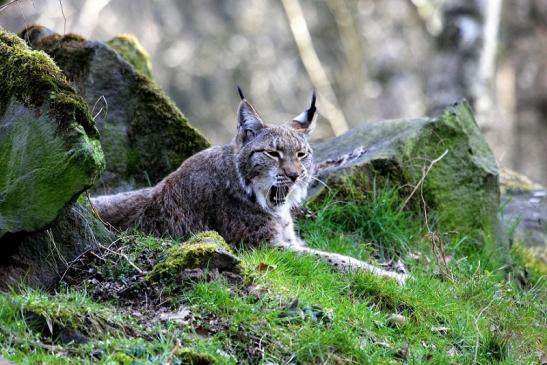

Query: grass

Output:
[299, 185, 423, 261]
[0, 185, 545, 364]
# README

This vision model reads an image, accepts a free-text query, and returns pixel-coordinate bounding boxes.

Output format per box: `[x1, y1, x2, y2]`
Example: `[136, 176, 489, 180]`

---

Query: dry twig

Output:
[91, 95, 108, 121]
[399, 149, 448, 211]
[96, 241, 144, 274]
[407, 150, 454, 281]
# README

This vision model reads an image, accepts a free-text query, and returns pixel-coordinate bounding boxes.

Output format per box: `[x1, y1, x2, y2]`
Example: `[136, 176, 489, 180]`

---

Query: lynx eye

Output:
[264, 150, 281, 159]
[297, 151, 308, 159]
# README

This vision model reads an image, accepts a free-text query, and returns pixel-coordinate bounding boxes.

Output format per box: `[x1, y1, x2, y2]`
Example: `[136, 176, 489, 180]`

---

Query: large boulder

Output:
[312, 101, 501, 241]
[0, 29, 104, 238]
[19, 25, 210, 193]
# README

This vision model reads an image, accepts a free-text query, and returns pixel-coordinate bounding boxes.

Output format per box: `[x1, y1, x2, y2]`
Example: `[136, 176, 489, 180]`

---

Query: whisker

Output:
[302, 173, 331, 191]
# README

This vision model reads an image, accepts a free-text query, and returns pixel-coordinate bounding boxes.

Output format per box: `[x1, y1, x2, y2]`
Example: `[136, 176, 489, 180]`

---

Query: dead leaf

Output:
[194, 325, 209, 336]
[256, 262, 277, 272]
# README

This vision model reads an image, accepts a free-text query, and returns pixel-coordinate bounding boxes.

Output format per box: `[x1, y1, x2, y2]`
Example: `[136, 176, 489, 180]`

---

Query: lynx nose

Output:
[286, 171, 299, 182]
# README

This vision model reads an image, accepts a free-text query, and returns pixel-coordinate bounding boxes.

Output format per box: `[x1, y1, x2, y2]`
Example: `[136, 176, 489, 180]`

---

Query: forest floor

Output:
[0, 186, 545, 364]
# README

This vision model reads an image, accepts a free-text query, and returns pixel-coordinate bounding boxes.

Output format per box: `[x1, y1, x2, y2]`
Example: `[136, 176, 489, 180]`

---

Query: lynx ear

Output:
[236, 87, 264, 146]
[287, 91, 317, 135]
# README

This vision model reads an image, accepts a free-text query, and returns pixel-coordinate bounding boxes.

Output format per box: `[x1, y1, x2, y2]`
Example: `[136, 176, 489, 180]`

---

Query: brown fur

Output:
[91, 94, 406, 284]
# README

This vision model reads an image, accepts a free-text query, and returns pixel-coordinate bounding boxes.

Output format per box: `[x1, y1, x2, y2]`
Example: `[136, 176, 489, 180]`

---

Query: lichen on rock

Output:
[148, 231, 240, 281]
[0, 29, 104, 238]
[19, 25, 210, 193]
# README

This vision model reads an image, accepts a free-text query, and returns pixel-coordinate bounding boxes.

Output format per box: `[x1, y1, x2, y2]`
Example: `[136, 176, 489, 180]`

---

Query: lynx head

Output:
[234, 88, 316, 212]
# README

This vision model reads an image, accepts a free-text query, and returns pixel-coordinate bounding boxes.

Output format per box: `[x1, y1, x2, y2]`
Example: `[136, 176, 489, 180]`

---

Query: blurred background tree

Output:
[0, 0, 545, 184]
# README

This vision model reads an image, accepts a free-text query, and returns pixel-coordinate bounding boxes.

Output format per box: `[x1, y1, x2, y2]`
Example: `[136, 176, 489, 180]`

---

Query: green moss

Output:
[128, 72, 210, 184]
[0, 30, 99, 139]
[110, 352, 132, 365]
[0, 29, 104, 235]
[28, 33, 94, 82]
[107, 33, 153, 78]
[403, 102, 499, 238]
[149, 231, 237, 281]
[186, 231, 233, 251]
[100, 122, 130, 176]
[174, 348, 215, 365]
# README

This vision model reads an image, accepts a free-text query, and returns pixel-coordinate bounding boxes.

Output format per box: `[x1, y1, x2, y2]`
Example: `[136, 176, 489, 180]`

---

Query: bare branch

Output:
[280, 0, 349, 136]
[58, 0, 66, 34]
[0, 0, 24, 13]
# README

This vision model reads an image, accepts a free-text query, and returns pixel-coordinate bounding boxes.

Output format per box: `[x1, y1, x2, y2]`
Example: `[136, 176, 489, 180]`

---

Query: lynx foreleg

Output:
[274, 240, 408, 285]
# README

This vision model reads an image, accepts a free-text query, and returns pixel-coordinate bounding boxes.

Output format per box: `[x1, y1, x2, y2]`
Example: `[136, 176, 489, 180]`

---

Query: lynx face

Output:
[234, 92, 316, 212]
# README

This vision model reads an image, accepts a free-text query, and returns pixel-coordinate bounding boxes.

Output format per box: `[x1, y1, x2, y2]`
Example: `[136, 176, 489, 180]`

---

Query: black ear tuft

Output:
[286, 91, 317, 135]
[237, 85, 245, 100]
[307, 91, 316, 120]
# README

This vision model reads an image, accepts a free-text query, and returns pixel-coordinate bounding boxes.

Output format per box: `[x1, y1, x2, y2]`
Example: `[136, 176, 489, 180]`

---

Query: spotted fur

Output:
[91, 92, 406, 284]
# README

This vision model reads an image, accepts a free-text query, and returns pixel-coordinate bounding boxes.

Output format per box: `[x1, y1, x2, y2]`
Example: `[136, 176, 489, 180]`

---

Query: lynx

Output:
[91, 89, 405, 283]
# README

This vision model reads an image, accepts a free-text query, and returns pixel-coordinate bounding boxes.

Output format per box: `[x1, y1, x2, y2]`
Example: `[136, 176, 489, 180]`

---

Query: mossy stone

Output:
[312, 101, 501, 242]
[107, 33, 153, 78]
[19, 25, 210, 193]
[149, 231, 240, 281]
[0, 29, 104, 237]
[110, 353, 132, 365]
[174, 348, 215, 365]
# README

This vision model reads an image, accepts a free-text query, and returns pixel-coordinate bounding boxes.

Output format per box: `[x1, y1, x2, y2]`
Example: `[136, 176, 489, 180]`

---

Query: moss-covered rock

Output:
[312, 101, 501, 242]
[174, 348, 215, 365]
[19, 25, 210, 193]
[107, 33, 153, 78]
[149, 231, 240, 281]
[0, 29, 104, 237]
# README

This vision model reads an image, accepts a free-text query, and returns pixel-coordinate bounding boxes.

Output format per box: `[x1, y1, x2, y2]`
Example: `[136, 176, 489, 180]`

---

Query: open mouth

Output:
[268, 184, 291, 206]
